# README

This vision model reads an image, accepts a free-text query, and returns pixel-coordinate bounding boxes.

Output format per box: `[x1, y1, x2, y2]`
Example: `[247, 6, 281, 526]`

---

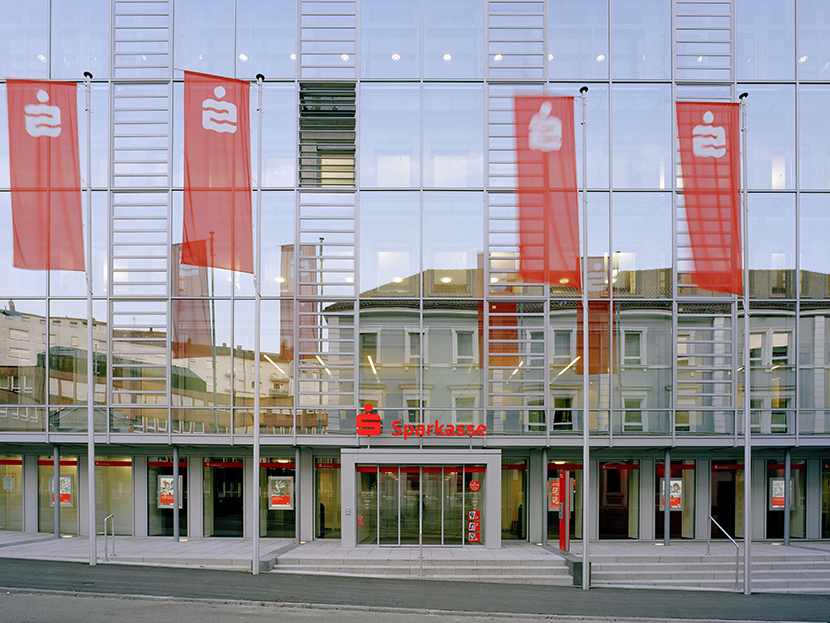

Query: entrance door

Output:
[358, 465, 484, 545]
[710, 462, 744, 539]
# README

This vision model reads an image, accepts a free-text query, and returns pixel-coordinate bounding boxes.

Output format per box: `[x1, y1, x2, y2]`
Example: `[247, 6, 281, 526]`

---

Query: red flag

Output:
[172, 243, 213, 359]
[183, 71, 253, 274]
[6, 80, 84, 271]
[576, 301, 614, 375]
[677, 102, 742, 296]
[514, 96, 581, 288]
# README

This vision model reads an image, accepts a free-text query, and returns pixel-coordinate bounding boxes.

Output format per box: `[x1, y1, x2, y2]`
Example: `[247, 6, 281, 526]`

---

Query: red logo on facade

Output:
[469, 480, 481, 492]
[356, 404, 382, 436]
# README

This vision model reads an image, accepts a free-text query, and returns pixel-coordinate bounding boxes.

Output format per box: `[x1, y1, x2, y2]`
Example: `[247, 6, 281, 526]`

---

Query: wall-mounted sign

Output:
[268, 476, 294, 510]
[158, 475, 184, 509]
[469, 480, 481, 492]
[550, 478, 560, 510]
[3, 475, 14, 492]
[48, 474, 73, 507]
[356, 404, 487, 439]
[468, 510, 479, 521]
[659, 478, 683, 511]
[769, 478, 794, 510]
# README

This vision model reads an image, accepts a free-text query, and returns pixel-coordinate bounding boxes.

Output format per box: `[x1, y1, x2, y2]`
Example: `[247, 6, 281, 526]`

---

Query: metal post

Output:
[53, 445, 60, 537]
[579, 86, 590, 590]
[541, 448, 548, 546]
[783, 448, 791, 547]
[295, 447, 301, 543]
[173, 446, 180, 541]
[739, 91, 751, 596]
[252, 73, 265, 575]
[83, 71, 96, 566]
[664, 449, 671, 546]
[209, 232, 218, 432]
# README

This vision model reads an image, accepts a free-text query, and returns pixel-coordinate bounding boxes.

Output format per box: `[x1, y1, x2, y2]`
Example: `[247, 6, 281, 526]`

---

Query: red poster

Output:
[52, 493, 71, 504]
[6, 80, 84, 271]
[172, 243, 213, 358]
[467, 532, 480, 543]
[576, 300, 615, 374]
[468, 510, 480, 520]
[183, 71, 253, 274]
[468, 521, 480, 532]
[159, 492, 174, 506]
[550, 480, 560, 509]
[271, 495, 291, 506]
[676, 102, 742, 295]
[514, 96, 581, 288]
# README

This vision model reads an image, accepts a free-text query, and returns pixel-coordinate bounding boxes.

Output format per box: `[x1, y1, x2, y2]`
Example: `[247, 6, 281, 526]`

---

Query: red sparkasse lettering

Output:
[476, 424, 487, 436]
[404, 424, 415, 440]
[356, 412, 381, 436]
[391, 421, 403, 436]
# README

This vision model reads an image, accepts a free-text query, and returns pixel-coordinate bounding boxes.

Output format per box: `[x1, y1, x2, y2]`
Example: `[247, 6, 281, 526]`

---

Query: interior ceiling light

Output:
[799, 55, 808, 63]
[596, 54, 605, 62]
[393, 277, 403, 283]
[341, 54, 350, 61]
[490, 277, 499, 283]
[443, 53, 452, 61]
[441, 277, 451, 283]
[548, 54, 554, 60]
[290, 53, 296, 60]
[391, 53, 400, 61]
[37, 54, 47, 62]
[494, 54, 503, 62]
[239, 53, 248, 61]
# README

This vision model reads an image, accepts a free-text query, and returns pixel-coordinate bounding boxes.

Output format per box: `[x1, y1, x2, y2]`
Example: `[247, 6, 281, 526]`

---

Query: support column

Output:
[664, 449, 671, 546]
[53, 446, 60, 538]
[172, 446, 179, 540]
[783, 449, 791, 546]
[299, 448, 315, 542]
[23, 455, 38, 533]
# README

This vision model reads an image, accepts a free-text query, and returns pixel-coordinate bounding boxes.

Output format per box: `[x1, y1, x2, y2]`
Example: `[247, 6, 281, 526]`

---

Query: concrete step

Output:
[269, 568, 573, 586]
[275, 563, 570, 576]
[276, 556, 567, 567]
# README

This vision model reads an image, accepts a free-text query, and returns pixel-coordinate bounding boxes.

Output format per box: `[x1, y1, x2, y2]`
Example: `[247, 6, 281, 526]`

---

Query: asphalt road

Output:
[0, 558, 828, 622]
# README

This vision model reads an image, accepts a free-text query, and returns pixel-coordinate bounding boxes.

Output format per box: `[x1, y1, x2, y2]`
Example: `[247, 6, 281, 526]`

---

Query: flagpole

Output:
[739, 91, 751, 596]
[83, 71, 97, 566]
[579, 86, 590, 590]
[252, 73, 265, 575]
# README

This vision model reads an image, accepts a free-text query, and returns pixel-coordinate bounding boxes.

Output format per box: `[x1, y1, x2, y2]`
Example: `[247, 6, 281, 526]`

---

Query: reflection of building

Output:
[1, 1, 829, 561]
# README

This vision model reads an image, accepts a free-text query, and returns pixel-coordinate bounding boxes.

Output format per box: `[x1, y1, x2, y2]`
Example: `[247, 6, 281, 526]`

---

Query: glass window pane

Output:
[550, 83, 610, 188]
[748, 194, 796, 299]
[423, 85, 484, 188]
[359, 192, 420, 296]
[549, 0, 608, 79]
[174, 0, 234, 76]
[611, 85, 671, 189]
[423, 191, 483, 297]
[261, 192, 294, 297]
[737, 0, 795, 80]
[51, 0, 110, 79]
[237, 0, 296, 79]
[359, 85, 420, 188]
[612, 192, 671, 298]
[740, 84, 795, 190]
[360, 0, 420, 79]
[0, 0, 47, 78]
[799, 195, 830, 299]
[259, 84, 295, 188]
[0, 193, 47, 296]
[799, 86, 830, 190]
[610, 0, 671, 79]
[799, 0, 830, 79]
[424, 0, 483, 79]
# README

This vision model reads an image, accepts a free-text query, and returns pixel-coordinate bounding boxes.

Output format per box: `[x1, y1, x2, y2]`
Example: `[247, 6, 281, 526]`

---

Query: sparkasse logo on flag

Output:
[356, 405, 487, 440]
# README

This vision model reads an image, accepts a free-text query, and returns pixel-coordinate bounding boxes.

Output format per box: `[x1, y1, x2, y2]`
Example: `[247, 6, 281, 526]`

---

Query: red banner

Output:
[6, 80, 84, 271]
[514, 96, 581, 288]
[677, 102, 742, 295]
[172, 243, 213, 358]
[183, 71, 253, 274]
[576, 301, 614, 375]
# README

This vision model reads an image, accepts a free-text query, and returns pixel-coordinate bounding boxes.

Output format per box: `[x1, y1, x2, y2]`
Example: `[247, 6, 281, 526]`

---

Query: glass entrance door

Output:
[204, 459, 243, 537]
[358, 465, 484, 546]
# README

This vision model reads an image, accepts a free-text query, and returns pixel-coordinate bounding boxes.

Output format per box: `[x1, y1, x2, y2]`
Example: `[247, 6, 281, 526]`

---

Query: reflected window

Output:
[552, 396, 573, 430]
[623, 398, 643, 432]
[623, 331, 643, 366]
[454, 330, 475, 364]
[424, 0, 483, 78]
[553, 331, 573, 364]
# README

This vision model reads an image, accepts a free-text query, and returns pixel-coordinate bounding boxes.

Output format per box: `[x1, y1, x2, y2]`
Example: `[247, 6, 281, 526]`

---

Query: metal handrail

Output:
[707, 515, 739, 591]
[103, 514, 115, 562]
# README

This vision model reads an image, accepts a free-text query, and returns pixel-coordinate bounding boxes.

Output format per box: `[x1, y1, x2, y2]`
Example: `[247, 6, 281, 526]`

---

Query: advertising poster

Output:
[3, 475, 14, 491]
[268, 476, 294, 510]
[158, 475, 184, 509]
[48, 474, 74, 507]
[659, 478, 684, 511]
[550, 478, 560, 510]
[769, 478, 794, 510]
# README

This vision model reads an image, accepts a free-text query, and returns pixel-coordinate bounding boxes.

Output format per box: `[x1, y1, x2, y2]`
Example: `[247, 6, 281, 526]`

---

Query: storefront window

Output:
[0, 456, 23, 531]
[766, 459, 806, 539]
[94, 457, 132, 536]
[547, 461, 583, 542]
[599, 460, 639, 539]
[204, 457, 244, 537]
[655, 459, 695, 540]
[261, 457, 295, 538]
[710, 461, 744, 539]
[148, 457, 187, 537]
[823, 461, 830, 539]
[316, 458, 340, 538]
[38, 455, 78, 534]
[501, 461, 526, 540]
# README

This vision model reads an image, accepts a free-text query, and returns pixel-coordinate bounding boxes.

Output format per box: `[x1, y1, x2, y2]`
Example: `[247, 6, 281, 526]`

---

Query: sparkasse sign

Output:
[356, 404, 487, 440]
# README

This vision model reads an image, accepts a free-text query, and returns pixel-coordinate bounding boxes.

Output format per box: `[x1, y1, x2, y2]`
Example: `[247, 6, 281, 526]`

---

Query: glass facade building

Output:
[1, 0, 830, 546]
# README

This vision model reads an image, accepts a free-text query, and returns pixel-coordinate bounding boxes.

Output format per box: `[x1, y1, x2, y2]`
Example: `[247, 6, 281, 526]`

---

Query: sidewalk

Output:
[0, 530, 293, 570]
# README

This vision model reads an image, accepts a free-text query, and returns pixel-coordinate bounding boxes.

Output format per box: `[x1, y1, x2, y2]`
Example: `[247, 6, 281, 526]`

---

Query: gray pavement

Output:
[0, 556, 829, 622]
